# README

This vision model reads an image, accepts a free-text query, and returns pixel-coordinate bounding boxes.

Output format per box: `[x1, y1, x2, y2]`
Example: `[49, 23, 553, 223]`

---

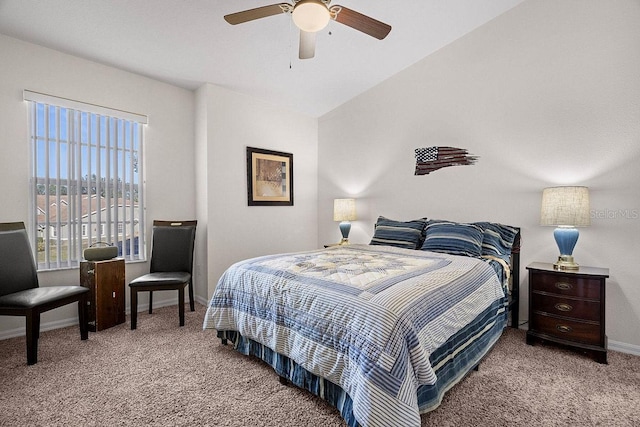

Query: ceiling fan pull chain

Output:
[288, 14, 294, 69]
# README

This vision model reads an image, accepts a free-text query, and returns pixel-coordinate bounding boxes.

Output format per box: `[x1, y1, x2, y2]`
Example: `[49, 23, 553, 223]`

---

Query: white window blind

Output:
[25, 90, 147, 270]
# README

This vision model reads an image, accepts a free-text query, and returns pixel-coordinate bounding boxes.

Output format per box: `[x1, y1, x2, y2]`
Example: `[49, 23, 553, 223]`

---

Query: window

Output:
[25, 91, 147, 270]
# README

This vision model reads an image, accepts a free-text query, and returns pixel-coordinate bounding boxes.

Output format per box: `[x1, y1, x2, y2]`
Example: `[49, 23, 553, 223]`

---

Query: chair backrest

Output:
[0, 222, 39, 297]
[149, 220, 197, 274]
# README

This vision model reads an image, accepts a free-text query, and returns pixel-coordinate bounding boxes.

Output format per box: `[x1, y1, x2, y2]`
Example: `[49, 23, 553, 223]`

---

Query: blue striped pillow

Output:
[369, 216, 427, 250]
[420, 220, 484, 257]
[473, 222, 519, 263]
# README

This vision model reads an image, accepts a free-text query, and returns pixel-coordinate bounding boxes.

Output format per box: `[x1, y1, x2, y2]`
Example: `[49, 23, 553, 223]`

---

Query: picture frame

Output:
[246, 147, 294, 206]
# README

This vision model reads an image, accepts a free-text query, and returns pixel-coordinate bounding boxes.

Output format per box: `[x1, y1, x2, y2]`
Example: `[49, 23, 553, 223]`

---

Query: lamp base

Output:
[338, 221, 351, 246]
[554, 255, 579, 270]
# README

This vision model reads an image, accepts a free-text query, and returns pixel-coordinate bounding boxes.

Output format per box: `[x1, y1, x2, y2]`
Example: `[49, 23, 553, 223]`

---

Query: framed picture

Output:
[246, 147, 293, 206]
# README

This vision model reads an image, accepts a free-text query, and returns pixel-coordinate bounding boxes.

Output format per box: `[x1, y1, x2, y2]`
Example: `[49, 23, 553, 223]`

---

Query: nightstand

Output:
[526, 262, 609, 363]
[80, 259, 126, 331]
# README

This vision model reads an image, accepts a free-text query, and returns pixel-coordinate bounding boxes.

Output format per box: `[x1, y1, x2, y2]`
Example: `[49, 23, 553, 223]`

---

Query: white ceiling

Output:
[0, 0, 525, 117]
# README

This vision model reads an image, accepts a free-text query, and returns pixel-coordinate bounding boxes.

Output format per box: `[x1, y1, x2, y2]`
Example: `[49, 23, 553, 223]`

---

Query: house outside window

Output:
[25, 91, 147, 270]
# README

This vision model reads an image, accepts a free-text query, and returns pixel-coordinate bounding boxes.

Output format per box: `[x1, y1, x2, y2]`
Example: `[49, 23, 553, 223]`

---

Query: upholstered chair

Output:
[0, 222, 89, 365]
[128, 220, 196, 329]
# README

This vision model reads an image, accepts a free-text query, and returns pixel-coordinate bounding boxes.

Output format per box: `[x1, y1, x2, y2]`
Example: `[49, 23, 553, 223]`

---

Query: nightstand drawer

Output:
[531, 293, 600, 322]
[530, 272, 601, 300]
[531, 313, 601, 346]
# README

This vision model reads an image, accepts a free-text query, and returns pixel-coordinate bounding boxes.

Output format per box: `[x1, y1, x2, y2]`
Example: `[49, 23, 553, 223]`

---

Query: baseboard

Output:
[609, 339, 640, 356]
[195, 294, 209, 306]
[0, 317, 82, 341]
[0, 295, 210, 341]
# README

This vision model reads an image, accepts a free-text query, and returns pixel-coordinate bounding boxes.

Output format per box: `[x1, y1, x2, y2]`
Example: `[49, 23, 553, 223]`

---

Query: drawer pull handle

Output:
[556, 324, 573, 334]
[555, 282, 572, 291]
[554, 303, 573, 312]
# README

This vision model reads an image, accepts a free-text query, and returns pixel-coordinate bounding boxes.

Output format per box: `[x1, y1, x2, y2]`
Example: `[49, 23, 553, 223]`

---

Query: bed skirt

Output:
[216, 298, 507, 427]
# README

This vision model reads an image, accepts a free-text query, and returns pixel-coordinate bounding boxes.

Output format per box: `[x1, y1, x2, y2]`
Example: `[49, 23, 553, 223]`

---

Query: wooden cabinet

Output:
[526, 262, 609, 363]
[80, 259, 125, 331]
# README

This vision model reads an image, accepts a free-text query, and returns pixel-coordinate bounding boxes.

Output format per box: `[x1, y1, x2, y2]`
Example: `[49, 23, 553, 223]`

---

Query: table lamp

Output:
[540, 186, 590, 270]
[333, 198, 356, 245]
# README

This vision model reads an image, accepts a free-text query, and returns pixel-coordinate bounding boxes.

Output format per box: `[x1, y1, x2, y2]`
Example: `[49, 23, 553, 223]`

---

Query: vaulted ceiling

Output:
[0, 0, 525, 117]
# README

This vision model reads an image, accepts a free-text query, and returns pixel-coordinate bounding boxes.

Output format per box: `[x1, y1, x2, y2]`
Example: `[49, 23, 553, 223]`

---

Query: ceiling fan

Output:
[224, 0, 392, 59]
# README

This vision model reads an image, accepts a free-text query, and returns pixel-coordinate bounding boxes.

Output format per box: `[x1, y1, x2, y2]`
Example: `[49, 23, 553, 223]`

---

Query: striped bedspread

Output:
[204, 244, 506, 427]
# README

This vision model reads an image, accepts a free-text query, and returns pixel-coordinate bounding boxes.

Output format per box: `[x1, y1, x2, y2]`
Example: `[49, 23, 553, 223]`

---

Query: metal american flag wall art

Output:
[414, 146, 479, 175]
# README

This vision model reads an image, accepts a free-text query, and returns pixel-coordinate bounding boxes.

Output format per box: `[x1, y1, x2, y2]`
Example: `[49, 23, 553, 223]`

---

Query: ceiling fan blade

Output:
[224, 3, 290, 25]
[332, 6, 391, 40]
[299, 30, 316, 59]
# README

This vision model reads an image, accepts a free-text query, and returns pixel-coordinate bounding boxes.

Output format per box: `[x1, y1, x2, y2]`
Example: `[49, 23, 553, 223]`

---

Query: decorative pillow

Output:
[420, 220, 484, 257]
[473, 222, 519, 263]
[369, 216, 427, 250]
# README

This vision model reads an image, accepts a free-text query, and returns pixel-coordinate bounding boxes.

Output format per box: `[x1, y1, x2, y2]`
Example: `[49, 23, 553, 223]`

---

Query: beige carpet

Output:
[1, 303, 639, 426]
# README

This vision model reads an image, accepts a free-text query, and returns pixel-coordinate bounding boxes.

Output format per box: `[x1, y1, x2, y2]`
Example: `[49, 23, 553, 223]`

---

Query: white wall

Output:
[0, 34, 195, 336]
[0, 34, 319, 339]
[195, 83, 318, 298]
[318, 0, 640, 351]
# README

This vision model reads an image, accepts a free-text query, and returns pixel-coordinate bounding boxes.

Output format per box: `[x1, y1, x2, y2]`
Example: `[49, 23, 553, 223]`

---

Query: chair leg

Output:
[131, 288, 138, 330]
[188, 280, 195, 312]
[26, 310, 40, 365]
[148, 291, 153, 314]
[78, 297, 89, 340]
[178, 287, 185, 327]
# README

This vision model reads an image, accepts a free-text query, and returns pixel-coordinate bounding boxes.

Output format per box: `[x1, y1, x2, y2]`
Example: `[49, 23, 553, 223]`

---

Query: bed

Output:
[204, 218, 520, 427]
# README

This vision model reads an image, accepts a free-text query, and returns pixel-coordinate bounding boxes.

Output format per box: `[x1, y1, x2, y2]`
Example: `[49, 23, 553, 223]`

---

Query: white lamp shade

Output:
[292, 0, 330, 32]
[333, 198, 357, 222]
[540, 186, 591, 227]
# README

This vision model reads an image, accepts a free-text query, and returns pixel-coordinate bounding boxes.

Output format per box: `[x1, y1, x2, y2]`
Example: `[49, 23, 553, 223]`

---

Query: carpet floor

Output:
[1, 303, 639, 426]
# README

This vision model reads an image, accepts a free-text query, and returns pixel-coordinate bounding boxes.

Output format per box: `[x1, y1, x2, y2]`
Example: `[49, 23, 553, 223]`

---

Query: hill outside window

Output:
[24, 90, 147, 271]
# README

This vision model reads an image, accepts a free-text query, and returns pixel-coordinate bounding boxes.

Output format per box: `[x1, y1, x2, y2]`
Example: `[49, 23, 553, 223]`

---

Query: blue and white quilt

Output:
[204, 244, 506, 427]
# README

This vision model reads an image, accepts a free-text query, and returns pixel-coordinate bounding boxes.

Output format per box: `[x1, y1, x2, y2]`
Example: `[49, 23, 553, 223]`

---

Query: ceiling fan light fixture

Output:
[292, 0, 330, 32]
